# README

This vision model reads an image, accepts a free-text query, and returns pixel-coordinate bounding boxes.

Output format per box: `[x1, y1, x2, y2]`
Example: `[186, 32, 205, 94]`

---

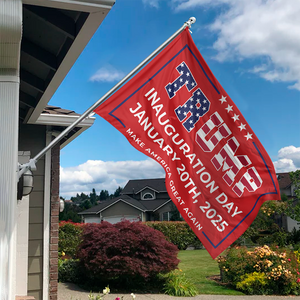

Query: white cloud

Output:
[273, 145, 300, 173]
[60, 146, 300, 196]
[165, 0, 300, 90]
[172, 0, 230, 10]
[273, 158, 296, 173]
[60, 159, 165, 198]
[89, 65, 125, 82]
[142, 0, 160, 8]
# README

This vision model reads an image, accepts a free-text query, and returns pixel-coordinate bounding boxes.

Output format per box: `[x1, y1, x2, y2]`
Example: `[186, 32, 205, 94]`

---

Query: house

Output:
[277, 172, 300, 232]
[79, 173, 300, 229]
[0, 1, 115, 299]
[79, 178, 177, 223]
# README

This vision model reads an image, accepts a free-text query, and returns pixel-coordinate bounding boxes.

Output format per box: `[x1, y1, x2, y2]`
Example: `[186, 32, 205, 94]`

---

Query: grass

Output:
[178, 249, 244, 295]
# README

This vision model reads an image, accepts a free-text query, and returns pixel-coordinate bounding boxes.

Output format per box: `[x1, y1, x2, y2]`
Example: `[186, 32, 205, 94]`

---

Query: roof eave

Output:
[24, 0, 114, 123]
[35, 113, 95, 149]
[79, 198, 146, 215]
[35, 113, 95, 127]
[22, 0, 115, 12]
[98, 199, 145, 213]
[134, 186, 161, 194]
[153, 199, 172, 212]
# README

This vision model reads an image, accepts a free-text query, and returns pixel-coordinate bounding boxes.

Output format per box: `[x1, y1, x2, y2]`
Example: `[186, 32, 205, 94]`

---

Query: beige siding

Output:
[30, 191, 44, 208]
[28, 274, 42, 291]
[28, 257, 43, 274]
[29, 207, 44, 223]
[29, 224, 43, 240]
[28, 240, 43, 257]
[19, 124, 46, 300]
[28, 290, 42, 300]
[101, 201, 142, 218]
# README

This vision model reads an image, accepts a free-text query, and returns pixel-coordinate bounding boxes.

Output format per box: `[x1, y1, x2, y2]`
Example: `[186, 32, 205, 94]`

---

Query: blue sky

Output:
[49, 0, 300, 197]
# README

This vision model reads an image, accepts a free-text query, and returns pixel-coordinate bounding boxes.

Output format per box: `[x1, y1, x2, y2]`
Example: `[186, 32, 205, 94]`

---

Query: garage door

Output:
[103, 215, 139, 224]
[84, 216, 100, 223]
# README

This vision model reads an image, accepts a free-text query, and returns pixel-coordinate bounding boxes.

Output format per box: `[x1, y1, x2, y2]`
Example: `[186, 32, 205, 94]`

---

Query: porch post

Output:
[0, 0, 22, 299]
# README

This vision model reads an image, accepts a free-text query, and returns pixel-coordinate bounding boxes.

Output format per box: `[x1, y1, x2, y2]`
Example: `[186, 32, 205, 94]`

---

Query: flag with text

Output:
[94, 27, 280, 258]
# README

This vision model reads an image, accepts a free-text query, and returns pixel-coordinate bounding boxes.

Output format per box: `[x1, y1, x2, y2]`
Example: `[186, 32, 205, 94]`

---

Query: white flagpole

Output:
[18, 17, 196, 178]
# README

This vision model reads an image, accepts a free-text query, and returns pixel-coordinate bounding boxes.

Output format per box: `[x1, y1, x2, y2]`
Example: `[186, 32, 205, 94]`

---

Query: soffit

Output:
[19, 0, 115, 124]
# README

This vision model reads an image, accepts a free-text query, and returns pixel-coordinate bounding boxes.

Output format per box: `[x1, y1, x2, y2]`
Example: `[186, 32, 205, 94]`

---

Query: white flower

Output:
[131, 293, 136, 299]
[103, 287, 110, 295]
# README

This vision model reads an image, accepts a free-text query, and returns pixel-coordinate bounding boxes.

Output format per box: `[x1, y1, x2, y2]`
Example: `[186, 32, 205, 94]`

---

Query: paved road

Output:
[59, 283, 300, 300]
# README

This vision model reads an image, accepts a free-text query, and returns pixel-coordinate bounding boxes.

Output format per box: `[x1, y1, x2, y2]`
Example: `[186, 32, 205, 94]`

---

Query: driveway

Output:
[59, 282, 300, 300]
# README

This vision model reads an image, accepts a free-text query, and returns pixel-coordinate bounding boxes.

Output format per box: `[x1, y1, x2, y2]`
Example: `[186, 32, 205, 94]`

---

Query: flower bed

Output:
[217, 245, 300, 295]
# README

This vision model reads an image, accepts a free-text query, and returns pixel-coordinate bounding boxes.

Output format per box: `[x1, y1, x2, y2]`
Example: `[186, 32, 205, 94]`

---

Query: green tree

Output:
[90, 188, 97, 205]
[80, 199, 92, 210]
[113, 186, 123, 197]
[283, 170, 300, 221]
[99, 190, 109, 201]
[59, 203, 82, 223]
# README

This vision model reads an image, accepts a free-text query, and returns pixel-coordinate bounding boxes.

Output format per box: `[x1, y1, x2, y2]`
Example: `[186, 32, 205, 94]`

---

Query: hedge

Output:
[58, 221, 202, 257]
[145, 221, 202, 250]
[59, 221, 84, 258]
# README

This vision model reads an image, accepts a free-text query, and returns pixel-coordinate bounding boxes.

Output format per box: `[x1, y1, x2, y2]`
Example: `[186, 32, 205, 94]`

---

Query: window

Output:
[162, 212, 171, 221]
[142, 192, 154, 200]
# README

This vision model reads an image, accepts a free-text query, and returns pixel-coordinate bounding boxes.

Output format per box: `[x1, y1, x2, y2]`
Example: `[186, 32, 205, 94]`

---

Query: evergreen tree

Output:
[90, 188, 97, 205]
[59, 203, 82, 223]
[99, 190, 109, 201]
[114, 186, 123, 197]
[80, 199, 92, 210]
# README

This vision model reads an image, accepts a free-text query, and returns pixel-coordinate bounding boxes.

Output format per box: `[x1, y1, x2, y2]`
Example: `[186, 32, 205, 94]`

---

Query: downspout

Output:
[0, 1, 22, 299]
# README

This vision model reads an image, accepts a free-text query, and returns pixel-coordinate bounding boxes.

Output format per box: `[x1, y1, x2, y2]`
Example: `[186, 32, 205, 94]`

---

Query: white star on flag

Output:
[232, 114, 239, 122]
[219, 95, 227, 104]
[245, 132, 253, 140]
[238, 123, 246, 131]
[225, 105, 233, 113]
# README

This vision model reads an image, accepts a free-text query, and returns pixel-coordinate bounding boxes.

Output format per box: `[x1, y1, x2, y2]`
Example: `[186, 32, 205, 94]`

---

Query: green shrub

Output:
[236, 272, 268, 295]
[58, 258, 81, 283]
[218, 246, 256, 285]
[59, 221, 84, 258]
[218, 245, 300, 295]
[256, 229, 289, 247]
[162, 270, 198, 297]
[287, 228, 300, 247]
[145, 221, 202, 250]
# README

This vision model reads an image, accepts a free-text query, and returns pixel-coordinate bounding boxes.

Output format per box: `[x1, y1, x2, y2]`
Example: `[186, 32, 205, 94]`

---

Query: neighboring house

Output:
[79, 178, 176, 224]
[0, 1, 115, 300]
[79, 174, 300, 230]
[277, 172, 300, 232]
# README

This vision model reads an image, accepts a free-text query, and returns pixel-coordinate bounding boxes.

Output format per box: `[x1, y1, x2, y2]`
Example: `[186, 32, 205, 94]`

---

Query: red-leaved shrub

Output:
[77, 221, 180, 282]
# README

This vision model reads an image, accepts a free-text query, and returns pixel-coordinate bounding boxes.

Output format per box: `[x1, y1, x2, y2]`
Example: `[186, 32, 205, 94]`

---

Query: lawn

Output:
[178, 249, 244, 295]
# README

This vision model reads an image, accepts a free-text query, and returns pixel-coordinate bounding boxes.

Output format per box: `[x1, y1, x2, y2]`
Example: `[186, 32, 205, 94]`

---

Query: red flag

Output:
[94, 27, 280, 259]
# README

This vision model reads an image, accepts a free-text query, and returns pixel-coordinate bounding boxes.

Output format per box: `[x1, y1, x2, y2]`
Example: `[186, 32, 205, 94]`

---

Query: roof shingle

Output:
[122, 178, 166, 195]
